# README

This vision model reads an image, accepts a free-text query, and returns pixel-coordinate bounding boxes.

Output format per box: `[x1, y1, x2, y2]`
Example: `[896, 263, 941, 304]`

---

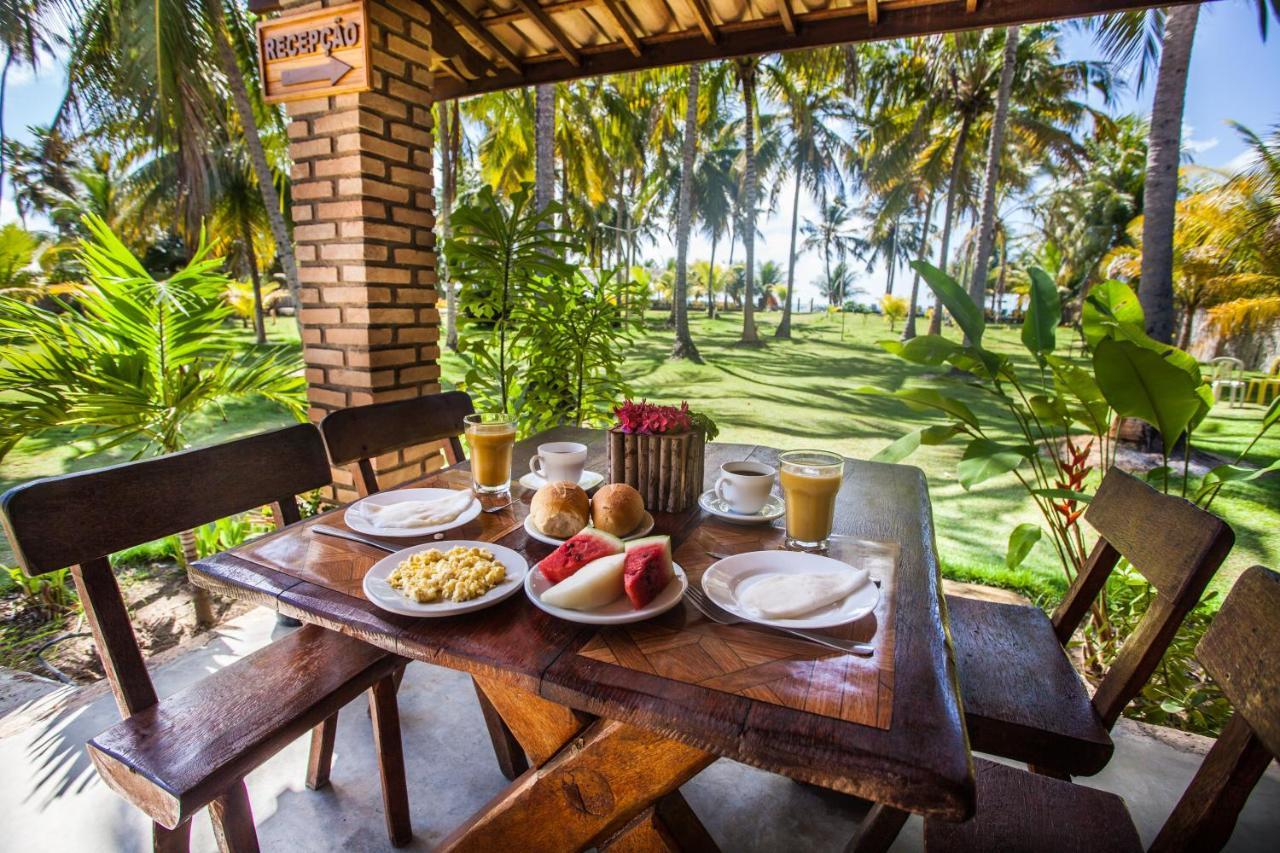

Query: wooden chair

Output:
[850, 468, 1234, 851]
[924, 565, 1280, 853]
[319, 391, 529, 780]
[0, 425, 412, 851]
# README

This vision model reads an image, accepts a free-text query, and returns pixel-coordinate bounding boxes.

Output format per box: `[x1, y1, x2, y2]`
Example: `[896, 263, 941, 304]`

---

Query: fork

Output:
[684, 584, 875, 657]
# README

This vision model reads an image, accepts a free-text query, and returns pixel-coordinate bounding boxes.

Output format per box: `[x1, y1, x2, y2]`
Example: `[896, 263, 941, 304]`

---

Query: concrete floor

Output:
[1, 607, 1277, 852]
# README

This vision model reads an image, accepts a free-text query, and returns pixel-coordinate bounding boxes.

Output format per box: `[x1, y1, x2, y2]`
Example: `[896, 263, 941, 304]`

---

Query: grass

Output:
[2, 310, 1276, 604]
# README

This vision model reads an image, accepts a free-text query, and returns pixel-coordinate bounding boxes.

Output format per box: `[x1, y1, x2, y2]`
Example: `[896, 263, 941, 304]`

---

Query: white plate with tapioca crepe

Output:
[363, 540, 528, 617]
[345, 488, 482, 538]
[701, 550, 879, 630]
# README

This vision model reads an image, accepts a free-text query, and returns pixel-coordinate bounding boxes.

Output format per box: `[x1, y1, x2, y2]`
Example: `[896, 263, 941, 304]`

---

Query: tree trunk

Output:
[0, 51, 11, 212]
[885, 219, 898, 295]
[1140, 4, 1199, 345]
[904, 185, 937, 342]
[777, 162, 803, 339]
[967, 25, 1021, 341]
[928, 112, 974, 336]
[672, 65, 703, 362]
[442, 100, 460, 351]
[205, 0, 301, 320]
[535, 83, 556, 212]
[738, 62, 761, 344]
[1178, 304, 1196, 350]
[177, 528, 216, 628]
[707, 233, 718, 318]
[995, 237, 1008, 323]
[241, 211, 268, 345]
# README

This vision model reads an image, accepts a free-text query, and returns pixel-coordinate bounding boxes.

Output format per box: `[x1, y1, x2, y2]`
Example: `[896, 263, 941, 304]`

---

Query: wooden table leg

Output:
[600, 792, 722, 853]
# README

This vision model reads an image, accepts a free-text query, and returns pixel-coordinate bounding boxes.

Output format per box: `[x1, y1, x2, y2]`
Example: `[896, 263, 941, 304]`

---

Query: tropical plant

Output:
[866, 262, 1276, 673]
[449, 185, 578, 417]
[0, 215, 308, 624]
[880, 293, 908, 331]
[0, 223, 43, 298]
[1, 0, 61, 211]
[734, 57, 762, 344]
[671, 64, 703, 361]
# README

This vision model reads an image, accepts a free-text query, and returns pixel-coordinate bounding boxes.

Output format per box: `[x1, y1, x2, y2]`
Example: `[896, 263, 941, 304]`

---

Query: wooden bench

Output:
[320, 391, 528, 781]
[925, 565, 1280, 853]
[851, 468, 1235, 851]
[0, 424, 412, 851]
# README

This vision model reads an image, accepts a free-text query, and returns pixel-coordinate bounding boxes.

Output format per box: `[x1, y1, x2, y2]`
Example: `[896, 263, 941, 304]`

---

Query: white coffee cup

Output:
[530, 442, 588, 484]
[714, 461, 777, 514]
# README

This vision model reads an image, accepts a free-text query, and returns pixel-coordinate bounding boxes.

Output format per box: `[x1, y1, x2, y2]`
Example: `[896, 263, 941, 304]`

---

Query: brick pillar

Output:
[284, 0, 442, 502]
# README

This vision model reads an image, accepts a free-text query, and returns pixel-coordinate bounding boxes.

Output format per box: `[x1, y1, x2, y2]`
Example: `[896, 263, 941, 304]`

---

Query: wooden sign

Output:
[257, 1, 372, 104]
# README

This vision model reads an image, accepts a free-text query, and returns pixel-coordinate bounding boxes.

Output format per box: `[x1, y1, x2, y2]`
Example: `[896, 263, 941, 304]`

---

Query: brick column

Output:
[283, 0, 442, 501]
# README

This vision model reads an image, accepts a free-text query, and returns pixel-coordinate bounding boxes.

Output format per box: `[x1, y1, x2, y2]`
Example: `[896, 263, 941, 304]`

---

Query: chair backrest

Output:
[319, 391, 474, 494]
[0, 424, 332, 717]
[1147, 565, 1280, 853]
[1050, 467, 1234, 727]
[1267, 355, 1280, 377]
[1210, 357, 1243, 382]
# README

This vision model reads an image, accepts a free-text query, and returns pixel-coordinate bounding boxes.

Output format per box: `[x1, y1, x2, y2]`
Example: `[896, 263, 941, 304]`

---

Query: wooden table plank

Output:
[190, 427, 972, 820]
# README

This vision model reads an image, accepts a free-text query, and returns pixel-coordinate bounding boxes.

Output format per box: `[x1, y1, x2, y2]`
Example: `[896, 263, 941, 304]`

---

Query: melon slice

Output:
[623, 535, 675, 609]
[540, 553, 627, 611]
[538, 528, 624, 584]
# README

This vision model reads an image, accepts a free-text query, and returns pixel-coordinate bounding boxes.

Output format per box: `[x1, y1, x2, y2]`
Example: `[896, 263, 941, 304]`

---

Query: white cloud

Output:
[1181, 123, 1220, 156]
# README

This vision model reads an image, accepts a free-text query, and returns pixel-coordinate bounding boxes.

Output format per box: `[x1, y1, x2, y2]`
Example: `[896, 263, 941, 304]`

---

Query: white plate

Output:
[344, 488, 481, 539]
[698, 490, 786, 524]
[363, 540, 528, 617]
[519, 470, 606, 492]
[701, 550, 880, 629]
[524, 560, 687, 624]
[523, 511, 656, 546]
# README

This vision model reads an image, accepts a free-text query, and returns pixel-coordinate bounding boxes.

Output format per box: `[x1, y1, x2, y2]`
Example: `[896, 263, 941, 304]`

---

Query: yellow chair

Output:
[1247, 355, 1280, 405]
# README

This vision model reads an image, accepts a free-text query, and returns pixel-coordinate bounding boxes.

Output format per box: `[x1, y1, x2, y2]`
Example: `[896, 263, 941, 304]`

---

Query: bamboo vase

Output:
[607, 428, 704, 513]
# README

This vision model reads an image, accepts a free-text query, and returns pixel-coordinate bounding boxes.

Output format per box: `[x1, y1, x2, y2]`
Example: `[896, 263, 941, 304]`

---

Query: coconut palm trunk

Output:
[928, 112, 974, 336]
[672, 65, 703, 362]
[441, 100, 461, 350]
[776, 160, 803, 339]
[1140, 4, 1199, 344]
[240, 211, 267, 344]
[205, 0, 301, 313]
[535, 84, 556, 212]
[903, 185, 937, 342]
[0, 51, 11, 211]
[738, 60, 761, 344]
[885, 219, 899, 295]
[707, 233, 718, 318]
[967, 25, 1021, 334]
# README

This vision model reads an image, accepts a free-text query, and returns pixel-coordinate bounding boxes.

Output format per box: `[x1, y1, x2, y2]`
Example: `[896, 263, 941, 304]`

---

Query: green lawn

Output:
[3, 310, 1276, 602]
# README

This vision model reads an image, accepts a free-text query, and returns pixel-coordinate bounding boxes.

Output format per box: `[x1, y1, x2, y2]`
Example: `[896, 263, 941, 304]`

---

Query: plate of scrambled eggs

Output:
[363, 540, 528, 617]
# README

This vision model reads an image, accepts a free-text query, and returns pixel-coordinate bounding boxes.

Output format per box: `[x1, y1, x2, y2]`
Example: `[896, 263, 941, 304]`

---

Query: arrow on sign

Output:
[281, 56, 352, 88]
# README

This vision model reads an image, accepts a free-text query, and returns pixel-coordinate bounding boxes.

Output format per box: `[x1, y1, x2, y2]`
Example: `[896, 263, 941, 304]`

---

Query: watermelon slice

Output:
[623, 535, 675, 608]
[538, 528, 624, 584]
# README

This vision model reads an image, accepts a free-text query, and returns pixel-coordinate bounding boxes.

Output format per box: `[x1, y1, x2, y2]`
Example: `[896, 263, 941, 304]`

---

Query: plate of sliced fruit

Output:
[525, 530, 687, 625]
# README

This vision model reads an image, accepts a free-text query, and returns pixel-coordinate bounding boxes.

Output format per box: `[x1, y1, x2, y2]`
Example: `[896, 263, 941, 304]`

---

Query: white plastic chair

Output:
[1210, 356, 1246, 408]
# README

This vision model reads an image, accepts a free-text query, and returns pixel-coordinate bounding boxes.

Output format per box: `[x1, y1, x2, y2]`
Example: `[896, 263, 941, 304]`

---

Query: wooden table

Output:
[192, 427, 974, 850]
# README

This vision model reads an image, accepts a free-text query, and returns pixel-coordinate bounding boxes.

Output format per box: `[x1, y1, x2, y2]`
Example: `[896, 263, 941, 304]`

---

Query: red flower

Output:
[614, 399, 694, 434]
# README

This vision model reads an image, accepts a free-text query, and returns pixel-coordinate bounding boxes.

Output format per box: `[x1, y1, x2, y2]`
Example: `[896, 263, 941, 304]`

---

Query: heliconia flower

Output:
[613, 399, 694, 434]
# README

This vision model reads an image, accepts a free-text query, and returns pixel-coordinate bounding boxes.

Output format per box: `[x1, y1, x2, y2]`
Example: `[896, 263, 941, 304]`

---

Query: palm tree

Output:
[438, 99, 462, 350]
[802, 196, 864, 304]
[671, 64, 702, 362]
[734, 57, 762, 345]
[535, 83, 556, 211]
[767, 50, 846, 339]
[0, 216, 306, 624]
[757, 259, 783, 309]
[208, 145, 274, 344]
[1, 0, 58, 210]
[692, 117, 737, 319]
[1084, 3, 1279, 342]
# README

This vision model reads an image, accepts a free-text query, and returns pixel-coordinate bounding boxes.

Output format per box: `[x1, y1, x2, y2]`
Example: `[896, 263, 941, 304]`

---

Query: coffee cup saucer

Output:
[698, 490, 785, 524]
[520, 470, 605, 492]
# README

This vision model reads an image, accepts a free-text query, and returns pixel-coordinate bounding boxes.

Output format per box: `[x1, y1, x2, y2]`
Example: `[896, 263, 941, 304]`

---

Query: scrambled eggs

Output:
[387, 546, 506, 603]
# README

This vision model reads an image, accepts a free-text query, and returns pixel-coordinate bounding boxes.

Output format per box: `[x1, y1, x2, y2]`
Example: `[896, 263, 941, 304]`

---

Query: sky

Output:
[2, 0, 1278, 304]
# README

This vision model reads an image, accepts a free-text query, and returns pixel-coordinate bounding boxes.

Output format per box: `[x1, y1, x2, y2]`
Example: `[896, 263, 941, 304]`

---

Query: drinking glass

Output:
[464, 413, 516, 495]
[778, 450, 845, 551]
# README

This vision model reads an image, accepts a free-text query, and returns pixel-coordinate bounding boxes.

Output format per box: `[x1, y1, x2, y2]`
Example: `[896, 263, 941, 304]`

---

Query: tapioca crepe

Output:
[361, 491, 474, 529]
[738, 570, 869, 619]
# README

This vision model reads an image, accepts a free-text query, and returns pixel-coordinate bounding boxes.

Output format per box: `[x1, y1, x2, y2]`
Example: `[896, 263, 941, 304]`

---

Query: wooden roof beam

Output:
[686, 0, 719, 45]
[597, 0, 642, 57]
[867, 0, 878, 26]
[428, 0, 523, 73]
[778, 0, 796, 34]
[512, 0, 583, 67]
[967, 0, 979, 12]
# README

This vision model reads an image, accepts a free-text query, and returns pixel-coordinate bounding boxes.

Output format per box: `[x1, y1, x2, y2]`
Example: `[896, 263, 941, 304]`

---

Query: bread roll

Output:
[531, 481, 589, 538]
[591, 483, 645, 536]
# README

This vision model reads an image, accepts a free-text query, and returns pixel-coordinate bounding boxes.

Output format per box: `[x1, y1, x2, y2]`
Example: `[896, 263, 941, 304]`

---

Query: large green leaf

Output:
[871, 424, 963, 463]
[879, 335, 963, 366]
[1022, 267, 1062, 360]
[1082, 280, 1144, 349]
[1045, 354, 1111, 435]
[1200, 458, 1280, 488]
[1006, 523, 1043, 569]
[910, 260, 985, 346]
[1092, 338, 1204, 447]
[957, 438, 1034, 490]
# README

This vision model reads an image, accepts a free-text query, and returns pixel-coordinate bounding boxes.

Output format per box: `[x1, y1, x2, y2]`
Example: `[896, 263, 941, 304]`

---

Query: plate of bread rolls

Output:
[524, 481, 655, 546]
